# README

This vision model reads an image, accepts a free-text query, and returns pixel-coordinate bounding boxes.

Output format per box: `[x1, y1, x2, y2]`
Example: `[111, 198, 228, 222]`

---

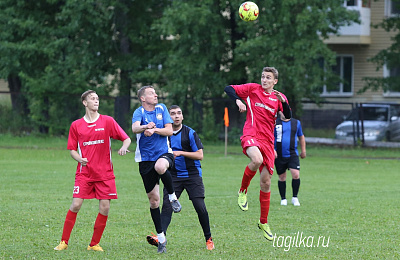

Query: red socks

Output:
[90, 213, 108, 246]
[60, 210, 108, 246]
[240, 166, 257, 193]
[259, 190, 270, 224]
[61, 210, 78, 244]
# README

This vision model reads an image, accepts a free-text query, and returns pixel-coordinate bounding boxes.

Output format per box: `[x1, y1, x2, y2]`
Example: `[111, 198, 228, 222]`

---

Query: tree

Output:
[148, 0, 359, 120]
[232, 0, 359, 115]
[0, 0, 117, 134]
[0, 0, 359, 136]
[363, 0, 400, 93]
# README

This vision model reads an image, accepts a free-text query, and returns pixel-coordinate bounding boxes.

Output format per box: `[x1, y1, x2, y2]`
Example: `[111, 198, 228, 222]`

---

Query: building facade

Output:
[322, 0, 400, 103]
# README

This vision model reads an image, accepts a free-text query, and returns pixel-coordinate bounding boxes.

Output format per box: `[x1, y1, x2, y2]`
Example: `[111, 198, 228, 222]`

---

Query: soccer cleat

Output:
[54, 241, 68, 250]
[157, 239, 167, 253]
[292, 197, 300, 206]
[237, 190, 248, 211]
[258, 221, 273, 241]
[280, 199, 287, 206]
[170, 199, 182, 213]
[206, 237, 215, 250]
[146, 232, 159, 247]
[87, 244, 104, 251]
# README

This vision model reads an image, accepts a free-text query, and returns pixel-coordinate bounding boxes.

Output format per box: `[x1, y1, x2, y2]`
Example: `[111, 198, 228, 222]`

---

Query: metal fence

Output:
[1, 91, 400, 147]
[299, 101, 400, 146]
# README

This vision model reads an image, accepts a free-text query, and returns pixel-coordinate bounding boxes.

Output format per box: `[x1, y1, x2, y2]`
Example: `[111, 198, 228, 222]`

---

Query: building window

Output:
[345, 0, 357, 6]
[344, 0, 370, 7]
[383, 64, 400, 96]
[385, 0, 400, 16]
[322, 56, 354, 96]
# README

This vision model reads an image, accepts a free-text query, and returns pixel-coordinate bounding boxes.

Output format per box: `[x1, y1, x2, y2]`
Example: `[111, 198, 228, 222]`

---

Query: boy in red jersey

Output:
[224, 67, 291, 241]
[54, 90, 131, 251]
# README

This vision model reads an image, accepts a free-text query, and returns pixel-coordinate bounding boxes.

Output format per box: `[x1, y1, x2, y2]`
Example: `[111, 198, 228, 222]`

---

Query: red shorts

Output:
[241, 136, 275, 175]
[73, 177, 118, 200]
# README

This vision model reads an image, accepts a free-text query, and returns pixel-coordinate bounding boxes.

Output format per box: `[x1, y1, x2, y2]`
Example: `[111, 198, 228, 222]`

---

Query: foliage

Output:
[232, 0, 359, 115]
[0, 104, 33, 135]
[0, 0, 359, 135]
[146, 0, 359, 117]
[0, 0, 117, 134]
[363, 0, 400, 93]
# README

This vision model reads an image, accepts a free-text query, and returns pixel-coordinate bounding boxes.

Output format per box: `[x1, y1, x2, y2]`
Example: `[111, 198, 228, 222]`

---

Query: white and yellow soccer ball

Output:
[238, 1, 259, 22]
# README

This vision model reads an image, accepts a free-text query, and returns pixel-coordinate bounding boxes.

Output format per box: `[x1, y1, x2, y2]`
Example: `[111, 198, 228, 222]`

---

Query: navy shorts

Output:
[275, 156, 300, 175]
[163, 175, 205, 200]
[139, 153, 174, 193]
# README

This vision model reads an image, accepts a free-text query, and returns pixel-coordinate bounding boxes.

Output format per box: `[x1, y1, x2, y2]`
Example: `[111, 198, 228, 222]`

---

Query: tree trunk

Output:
[7, 74, 29, 115]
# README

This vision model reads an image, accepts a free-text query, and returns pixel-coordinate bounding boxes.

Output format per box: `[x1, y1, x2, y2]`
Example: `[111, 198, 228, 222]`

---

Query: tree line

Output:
[3, 0, 395, 137]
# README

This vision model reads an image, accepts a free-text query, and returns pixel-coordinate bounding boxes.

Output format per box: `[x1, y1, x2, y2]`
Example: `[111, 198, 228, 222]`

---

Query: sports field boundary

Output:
[306, 137, 400, 148]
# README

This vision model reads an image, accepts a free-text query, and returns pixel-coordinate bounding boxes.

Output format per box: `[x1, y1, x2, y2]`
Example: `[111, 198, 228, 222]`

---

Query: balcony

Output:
[324, 0, 371, 45]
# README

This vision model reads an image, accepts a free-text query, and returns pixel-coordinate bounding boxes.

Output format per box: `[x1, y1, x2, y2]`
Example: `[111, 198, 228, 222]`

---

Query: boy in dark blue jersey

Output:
[146, 105, 214, 250]
[274, 112, 306, 206]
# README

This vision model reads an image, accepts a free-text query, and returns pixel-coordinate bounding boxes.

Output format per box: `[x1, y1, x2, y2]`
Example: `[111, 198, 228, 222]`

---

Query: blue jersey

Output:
[132, 103, 173, 162]
[170, 125, 203, 178]
[274, 118, 303, 158]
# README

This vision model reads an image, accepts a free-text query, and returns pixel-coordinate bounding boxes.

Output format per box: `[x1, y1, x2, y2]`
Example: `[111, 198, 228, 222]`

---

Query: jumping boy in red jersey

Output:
[224, 67, 291, 240]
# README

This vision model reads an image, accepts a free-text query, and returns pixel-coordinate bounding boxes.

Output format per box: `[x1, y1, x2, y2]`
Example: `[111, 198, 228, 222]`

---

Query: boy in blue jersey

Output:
[274, 111, 306, 206]
[146, 105, 215, 251]
[132, 86, 182, 254]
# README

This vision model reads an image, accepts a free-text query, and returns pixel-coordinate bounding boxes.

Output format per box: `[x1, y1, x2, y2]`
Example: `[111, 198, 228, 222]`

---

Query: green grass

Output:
[1, 137, 399, 259]
[303, 127, 336, 139]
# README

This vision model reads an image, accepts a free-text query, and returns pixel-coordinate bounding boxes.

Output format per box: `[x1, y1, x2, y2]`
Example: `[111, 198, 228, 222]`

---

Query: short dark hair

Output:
[81, 90, 96, 102]
[262, 67, 279, 79]
[137, 86, 154, 103]
[169, 105, 181, 112]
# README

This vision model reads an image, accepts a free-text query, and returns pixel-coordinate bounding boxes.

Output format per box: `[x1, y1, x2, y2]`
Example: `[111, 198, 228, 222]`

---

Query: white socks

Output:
[168, 192, 177, 202]
[158, 232, 166, 244]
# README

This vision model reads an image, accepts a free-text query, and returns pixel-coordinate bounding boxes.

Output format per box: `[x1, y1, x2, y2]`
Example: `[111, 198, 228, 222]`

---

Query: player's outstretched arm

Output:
[224, 85, 246, 113]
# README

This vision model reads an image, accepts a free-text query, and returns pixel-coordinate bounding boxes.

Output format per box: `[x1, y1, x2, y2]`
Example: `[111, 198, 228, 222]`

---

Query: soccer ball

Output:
[239, 2, 259, 22]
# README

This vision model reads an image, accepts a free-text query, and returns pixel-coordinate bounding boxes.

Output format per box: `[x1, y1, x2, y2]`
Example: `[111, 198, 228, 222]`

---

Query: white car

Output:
[335, 103, 400, 142]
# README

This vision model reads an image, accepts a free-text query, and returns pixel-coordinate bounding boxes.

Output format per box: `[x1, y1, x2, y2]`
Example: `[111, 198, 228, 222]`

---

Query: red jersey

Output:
[67, 114, 129, 182]
[232, 83, 289, 142]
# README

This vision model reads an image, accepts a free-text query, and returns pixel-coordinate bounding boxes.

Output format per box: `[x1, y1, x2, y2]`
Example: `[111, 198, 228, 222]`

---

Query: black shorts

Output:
[163, 175, 205, 200]
[275, 156, 300, 175]
[139, 153, 174, 193]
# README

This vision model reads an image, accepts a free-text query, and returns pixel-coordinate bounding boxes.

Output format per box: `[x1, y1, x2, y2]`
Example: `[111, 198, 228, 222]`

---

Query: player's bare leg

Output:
[238, 146, 263, 211]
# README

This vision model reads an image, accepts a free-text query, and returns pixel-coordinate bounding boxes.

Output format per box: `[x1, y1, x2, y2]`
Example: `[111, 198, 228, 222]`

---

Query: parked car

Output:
[335, 103, 400, 142]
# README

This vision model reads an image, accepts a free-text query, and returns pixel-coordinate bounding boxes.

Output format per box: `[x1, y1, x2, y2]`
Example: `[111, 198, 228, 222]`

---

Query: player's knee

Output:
[193, 199, 207, 214]
[70, 201, 83, 212]
[250, 158, 263, 168]
[99, 205, 110, 214]
[99, 208, 110, 216]
[154, 164, 167, 175]
[291, 170, 300, 179]
[260, 180, 271, 191]
[149, 198, 160, 209]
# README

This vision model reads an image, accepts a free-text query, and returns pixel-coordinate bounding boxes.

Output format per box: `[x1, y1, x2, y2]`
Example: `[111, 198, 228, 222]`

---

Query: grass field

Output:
[1, 135, 399, 259]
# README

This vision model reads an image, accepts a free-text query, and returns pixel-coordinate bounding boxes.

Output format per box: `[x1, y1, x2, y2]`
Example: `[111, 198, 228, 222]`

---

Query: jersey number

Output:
[247, 139, 255, 145]
[73, 186, 80, 194]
